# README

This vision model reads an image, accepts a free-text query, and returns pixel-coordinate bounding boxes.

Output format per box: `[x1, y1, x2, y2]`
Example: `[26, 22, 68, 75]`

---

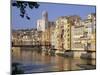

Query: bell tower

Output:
[42, 11, 48, 29]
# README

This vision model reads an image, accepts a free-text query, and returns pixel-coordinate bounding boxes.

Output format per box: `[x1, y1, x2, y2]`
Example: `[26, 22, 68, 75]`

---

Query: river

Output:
[12, 47, 96, 73]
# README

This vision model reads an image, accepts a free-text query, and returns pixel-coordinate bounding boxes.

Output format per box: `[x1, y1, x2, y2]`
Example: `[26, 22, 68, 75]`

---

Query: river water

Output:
[12, 47, 96, 73]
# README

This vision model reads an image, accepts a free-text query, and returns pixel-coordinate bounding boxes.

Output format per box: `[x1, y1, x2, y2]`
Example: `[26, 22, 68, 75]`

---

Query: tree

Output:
[12, 1, 40, 20]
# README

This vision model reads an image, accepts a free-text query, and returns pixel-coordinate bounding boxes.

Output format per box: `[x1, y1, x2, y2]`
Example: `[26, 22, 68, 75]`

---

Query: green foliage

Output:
[12, 1, 40, 20]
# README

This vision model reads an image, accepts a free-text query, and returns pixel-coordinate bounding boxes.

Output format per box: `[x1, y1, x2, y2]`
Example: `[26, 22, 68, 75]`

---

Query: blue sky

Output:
[12, 2, 96, 29]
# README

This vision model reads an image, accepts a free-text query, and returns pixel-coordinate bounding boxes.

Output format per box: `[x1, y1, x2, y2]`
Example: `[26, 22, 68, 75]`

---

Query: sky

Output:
[12, 2, 96, 29]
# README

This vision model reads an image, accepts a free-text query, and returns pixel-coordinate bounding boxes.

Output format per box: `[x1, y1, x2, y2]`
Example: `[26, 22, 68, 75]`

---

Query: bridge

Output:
[12, 41, 51, 48]
[12, 44, 51, 48]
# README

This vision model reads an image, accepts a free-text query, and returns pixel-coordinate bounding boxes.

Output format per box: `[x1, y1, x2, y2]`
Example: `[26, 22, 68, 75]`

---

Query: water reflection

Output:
[12, 47, 95, 73]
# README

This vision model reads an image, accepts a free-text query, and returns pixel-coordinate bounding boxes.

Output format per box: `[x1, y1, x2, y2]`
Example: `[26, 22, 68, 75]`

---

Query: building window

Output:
[67, 29, 69, 32]
[67, 38, 69, 41]
[61, 29, 64, 39]
[67, 44, 70, 48]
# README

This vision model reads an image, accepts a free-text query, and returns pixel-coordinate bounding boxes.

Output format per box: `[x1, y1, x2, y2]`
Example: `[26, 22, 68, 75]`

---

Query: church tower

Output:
[37, 11, 48, 31]
[42, 11, 48, 29]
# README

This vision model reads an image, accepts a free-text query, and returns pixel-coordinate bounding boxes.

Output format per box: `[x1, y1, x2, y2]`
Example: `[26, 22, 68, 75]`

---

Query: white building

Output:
[37, 11, 48, 32]
[37, 19, 45, 31]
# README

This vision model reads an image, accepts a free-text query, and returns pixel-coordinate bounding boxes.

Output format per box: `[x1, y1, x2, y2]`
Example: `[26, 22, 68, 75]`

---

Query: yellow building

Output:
[71, 25, 85, 50]
[41, 21, 55, 46]
[50, 22, 56, 47]
[42, 28, 50, 45]
[54, 16, 72, 53]
[83, 13, 96, 51]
